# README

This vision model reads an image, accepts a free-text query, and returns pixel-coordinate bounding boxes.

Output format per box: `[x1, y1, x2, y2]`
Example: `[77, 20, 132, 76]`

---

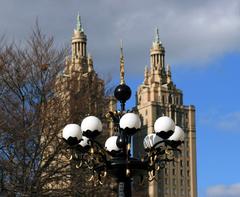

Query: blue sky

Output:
[123, 52, 240, 197]
[1, 0, 240, 196]
[174, 54, 240, 197]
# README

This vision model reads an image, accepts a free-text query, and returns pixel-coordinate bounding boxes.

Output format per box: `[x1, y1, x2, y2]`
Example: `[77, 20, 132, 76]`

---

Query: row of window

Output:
[164, 178, 191, 187]
[161, 94, 182, 105]
[164, 168, 190, 177]
[172, 160, 190, 167]
[162, 188, 191, 196]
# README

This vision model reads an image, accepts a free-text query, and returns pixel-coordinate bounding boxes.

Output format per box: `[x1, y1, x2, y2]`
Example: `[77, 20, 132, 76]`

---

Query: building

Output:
[54, 14, 107, 122]
[134, 29, 197, 197]
[48, 16, 197, 197]
[43, 15, 116, 196]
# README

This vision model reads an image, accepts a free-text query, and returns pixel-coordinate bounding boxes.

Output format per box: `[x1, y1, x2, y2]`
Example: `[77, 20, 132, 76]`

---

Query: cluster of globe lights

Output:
[62, 82, 185, 189]
[63, 115, 184, 151]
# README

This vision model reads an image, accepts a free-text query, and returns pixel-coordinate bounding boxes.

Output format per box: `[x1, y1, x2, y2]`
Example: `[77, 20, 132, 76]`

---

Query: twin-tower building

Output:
[55, 15, 197, 197]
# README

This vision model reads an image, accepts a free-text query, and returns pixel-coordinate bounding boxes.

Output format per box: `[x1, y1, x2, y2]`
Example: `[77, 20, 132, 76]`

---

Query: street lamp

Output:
[61, 48, 184, 197]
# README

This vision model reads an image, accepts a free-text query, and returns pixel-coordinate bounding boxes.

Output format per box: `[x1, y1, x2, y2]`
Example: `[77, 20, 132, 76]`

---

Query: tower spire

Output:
[155, 27, 160, 43]
[120, 40, 125, 84]
[76, 13, 83, 32]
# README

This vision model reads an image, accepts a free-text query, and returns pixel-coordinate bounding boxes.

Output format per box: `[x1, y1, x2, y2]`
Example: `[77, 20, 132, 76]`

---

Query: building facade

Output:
[134, 29, 197, 197]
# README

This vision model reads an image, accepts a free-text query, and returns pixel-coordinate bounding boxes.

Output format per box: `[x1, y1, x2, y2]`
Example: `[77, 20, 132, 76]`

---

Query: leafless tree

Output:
[0, 23, 116, 197]
[0, 23, 71, 196]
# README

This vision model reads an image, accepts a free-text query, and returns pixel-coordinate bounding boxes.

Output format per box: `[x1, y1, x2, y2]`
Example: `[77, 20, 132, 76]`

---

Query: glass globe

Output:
[119, 113, 141, 135]
[105, 136, 121, 156]
[143, 133, 163, 151]
[168, 126, 184, 141]
[154, 116, 175, 139]
[62, 124, 82, 146]
[81, 116, 102, 138]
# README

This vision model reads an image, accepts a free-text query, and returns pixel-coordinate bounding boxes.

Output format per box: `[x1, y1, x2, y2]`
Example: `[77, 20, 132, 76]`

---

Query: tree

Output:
[0, 23, 70, 196]
[0, 23, 116, 197]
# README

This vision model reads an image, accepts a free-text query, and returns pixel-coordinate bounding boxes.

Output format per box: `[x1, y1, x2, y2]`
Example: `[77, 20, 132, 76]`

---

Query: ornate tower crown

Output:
[150, 28, 165, 67]
[71, 14, 87, 71]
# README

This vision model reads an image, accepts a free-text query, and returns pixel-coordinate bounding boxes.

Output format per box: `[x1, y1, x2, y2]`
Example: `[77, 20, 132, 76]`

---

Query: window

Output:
[181, 189, 185, 196]
[165, 168, 168, 175]
[173, 188, 177, 196]
[181, 179, 184, 186]
[173, 178, 176, 185]
[180, 160, 183, 167]
[180, 169, 184, 177]
[172, 169, 176, 175]
[168, 94, 172, 103]
[165, 178, 168, 185]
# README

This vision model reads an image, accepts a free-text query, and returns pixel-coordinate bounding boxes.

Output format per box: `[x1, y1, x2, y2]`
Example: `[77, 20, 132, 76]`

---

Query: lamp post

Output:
[61, 47, 184, 197]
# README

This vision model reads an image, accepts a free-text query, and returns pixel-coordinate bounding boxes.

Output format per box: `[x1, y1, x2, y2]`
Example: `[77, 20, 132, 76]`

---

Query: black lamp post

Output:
[61, 46, 184, 197]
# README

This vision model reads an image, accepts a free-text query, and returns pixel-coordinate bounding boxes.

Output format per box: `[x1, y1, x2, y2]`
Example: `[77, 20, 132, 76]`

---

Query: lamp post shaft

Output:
[118, 178, 132, 197]
[121, 102, 125, 112]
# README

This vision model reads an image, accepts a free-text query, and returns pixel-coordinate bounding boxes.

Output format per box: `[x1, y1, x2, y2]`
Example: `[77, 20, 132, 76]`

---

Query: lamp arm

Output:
[152, 140, 165, 149]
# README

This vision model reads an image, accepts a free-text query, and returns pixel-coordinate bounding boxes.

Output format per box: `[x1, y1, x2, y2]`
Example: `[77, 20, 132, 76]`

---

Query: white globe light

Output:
[168, 126, 185, 141]
[154, 116, 175, 139]
[79, 136, 90, 147]
[154, 116, 175, 133]
[105, 136, 120, 152]
[62, 124, 82, 145]
[119, 113, 141, 135]
[143, 134, 163, 150]
[81, 116, 102, 138]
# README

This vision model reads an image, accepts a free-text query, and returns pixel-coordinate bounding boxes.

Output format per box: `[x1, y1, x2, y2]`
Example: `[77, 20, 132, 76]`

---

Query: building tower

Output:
[55, 14, 108, 122]
[46, 15, 116, 196]
[71, 13, 88, 73]
[134, 28, 197, 197]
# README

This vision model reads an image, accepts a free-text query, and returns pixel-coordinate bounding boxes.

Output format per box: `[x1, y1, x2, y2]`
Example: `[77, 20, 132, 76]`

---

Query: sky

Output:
[1, 0, 240, 196]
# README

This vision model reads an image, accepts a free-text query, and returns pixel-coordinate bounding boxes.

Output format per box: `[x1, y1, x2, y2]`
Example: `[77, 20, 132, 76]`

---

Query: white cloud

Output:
[0, 0, 240, 74]
[217, 112, 240, 131]
[201, 111, 240, 132]
[207, 183, 240, 197]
